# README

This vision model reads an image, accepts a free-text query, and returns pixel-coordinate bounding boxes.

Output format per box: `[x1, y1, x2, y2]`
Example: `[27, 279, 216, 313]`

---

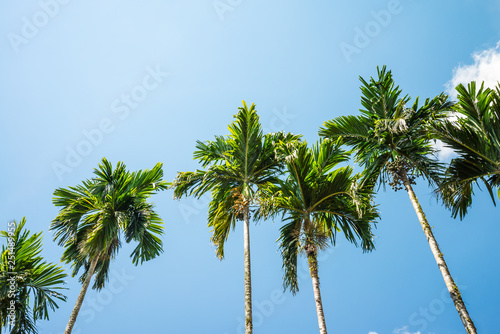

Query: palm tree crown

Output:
[51, 158, 168, 333]
[172, 101, 299, 334]
[431, 82, 500, 218]
[173, 101, 299, 258]
[319, 65, 452, 188]
[260, 139, 377, 334]
[1, 218, 67, 334]
[319, 66, 477, 334]
[262, 139, 377, 292]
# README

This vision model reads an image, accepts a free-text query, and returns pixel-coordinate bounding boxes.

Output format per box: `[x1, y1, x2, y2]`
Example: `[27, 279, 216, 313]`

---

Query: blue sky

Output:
[1, 1, 500, 333]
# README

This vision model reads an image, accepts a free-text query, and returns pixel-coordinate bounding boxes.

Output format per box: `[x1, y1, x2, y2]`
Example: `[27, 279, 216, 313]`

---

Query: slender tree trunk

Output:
[402, 176, 477, 334]
[307, 250, 328, 334]
[243, 205, 253, 334]
[64, 256, 99, 334]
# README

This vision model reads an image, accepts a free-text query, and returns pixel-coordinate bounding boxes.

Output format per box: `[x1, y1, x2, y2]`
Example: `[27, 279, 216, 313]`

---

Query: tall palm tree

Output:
[259, 139, 377, 334]
[51, 158, 168, 334]
[1, 218, 67, 334]
[172, 101, 299, 334]
[319, 66, 477, 334]
[431, 82, 500, 218]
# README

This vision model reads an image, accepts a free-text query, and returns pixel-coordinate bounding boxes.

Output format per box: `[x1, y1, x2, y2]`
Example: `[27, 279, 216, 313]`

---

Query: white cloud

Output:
[446, 41, 500, 100]
[393, 325, 421, 334]
[434, 139, 456, 162]
[437, 42, 500, 161]
[368, 332, 378, 334]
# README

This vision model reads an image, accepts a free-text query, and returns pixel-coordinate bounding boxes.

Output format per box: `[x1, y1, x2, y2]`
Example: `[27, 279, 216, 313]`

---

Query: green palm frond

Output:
[194, 136, 233, 167]
[262, 139, 378, 293]
[278, 218, 302, 294]
[208, 186, 238, 259]
[320, 65, 452, 189]
[1, 218, 67, 334]
[431, 81, 500, 218]
[51, 158, 166, 289]
[171, 101, 301, 257]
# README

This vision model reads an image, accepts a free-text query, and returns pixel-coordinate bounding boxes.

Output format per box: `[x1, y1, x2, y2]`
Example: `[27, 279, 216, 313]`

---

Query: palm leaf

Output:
[1, 218, 67, 333]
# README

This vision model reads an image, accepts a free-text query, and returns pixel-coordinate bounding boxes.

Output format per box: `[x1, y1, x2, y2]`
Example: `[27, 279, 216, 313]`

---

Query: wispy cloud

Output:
[393, 325, 421, 334]
[437, 41, 500, 161]
[435, 139, 455, 162]
[368, 332, 379, 334]
[446, 41, 500, 100]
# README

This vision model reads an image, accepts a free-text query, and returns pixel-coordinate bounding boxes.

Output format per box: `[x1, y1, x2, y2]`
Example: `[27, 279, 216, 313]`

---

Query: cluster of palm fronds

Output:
[431, 82, 500, 219]
[0, 219, 67, 334]
[2, 66, 498, 334]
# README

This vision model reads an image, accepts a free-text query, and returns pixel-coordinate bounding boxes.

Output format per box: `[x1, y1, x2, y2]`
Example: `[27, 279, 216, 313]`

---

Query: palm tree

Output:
[172, 101, 299, 334]
[51, 158, 168, 334]
[431, 82, 500, 218]
[319, 66, 477, 334]
[1, 218, 67, 334]
[259, 139, 377, 334]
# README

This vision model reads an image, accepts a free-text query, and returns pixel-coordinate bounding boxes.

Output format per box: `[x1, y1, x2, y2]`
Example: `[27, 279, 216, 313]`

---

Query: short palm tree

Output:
[51, 158, 168, 334]
[260, 139, 377, 334]
[1, 218, 67, 334]
[172, 101, 299, 334]
[319, 66, 477, 334]
[431, 82, 500, 218]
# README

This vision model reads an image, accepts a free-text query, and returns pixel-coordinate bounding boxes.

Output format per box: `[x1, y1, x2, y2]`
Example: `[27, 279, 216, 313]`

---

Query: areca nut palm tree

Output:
[259, 139, 377, 334]
[1, 218, 67, 334]
[431, 82, 500, 219]
[51, 158, 168, 334]
[319, 66, 477, 334]
[172, 101, 300, 334]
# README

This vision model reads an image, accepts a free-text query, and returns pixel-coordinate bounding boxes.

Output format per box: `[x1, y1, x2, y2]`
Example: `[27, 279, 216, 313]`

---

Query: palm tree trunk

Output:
[401, 176, 477, 334]
[64, 256, 99, 334]
[307, 250, 328, 334]
[243, 204, 253, 334]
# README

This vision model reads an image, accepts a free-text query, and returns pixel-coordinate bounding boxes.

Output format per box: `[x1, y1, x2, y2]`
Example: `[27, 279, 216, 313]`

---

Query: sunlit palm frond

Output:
[431, 82, 500, 218]
[278, 217, 302, 294]
[263, 139, 378, 293]
[1, 219, 67, 333]
[172, 101, 300, 253]
[50, 158, 166, 289]
[320, 65, 451, 190]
